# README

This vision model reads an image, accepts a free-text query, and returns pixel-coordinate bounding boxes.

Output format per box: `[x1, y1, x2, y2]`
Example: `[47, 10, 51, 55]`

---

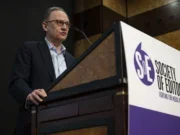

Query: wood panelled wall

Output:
[73, 0, 180, 58]
[128, 0, 180, 51]
[128, 0, 176, 17]
[73, 0, 126, 58]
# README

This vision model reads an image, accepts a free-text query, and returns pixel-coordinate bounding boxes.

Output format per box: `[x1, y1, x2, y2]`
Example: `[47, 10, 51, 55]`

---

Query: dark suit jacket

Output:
[8, 41, 75, 135]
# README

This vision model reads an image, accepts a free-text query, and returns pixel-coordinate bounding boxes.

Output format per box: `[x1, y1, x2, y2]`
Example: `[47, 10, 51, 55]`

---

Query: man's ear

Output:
[42, 22, 48, 32]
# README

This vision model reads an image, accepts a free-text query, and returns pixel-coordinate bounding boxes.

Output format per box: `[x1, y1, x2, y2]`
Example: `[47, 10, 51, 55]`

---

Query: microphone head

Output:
[71, 26, 79, 31]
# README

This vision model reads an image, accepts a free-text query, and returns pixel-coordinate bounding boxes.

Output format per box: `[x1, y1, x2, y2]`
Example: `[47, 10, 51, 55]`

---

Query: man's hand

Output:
[26, 89, 47, 105]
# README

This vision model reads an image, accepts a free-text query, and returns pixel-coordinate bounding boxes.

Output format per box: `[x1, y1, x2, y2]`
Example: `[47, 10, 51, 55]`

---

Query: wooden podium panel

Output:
[49, 126, 107, 135]
[50, 32, 116, 92]
[34, 88, 127, 135]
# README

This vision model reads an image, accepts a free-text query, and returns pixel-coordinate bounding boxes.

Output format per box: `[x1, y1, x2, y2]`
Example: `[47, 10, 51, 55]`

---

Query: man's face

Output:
[43, 10, 70, 42]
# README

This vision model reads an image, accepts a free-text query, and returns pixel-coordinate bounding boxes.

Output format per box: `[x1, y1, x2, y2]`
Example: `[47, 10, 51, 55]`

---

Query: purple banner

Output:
[129, 105, 180, 135]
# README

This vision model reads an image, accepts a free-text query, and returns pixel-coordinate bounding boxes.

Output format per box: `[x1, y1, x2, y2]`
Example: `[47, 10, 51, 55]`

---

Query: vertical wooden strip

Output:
[31, 106, 37, 135]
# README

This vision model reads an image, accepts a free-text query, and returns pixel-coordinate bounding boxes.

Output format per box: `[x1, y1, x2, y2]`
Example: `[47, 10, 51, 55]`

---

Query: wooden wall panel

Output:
[102, 6, 126, 32]
[74, 0, 101, 14]
[128, 1, 180, 37]
[128, 0, 176, 17]
[103, 0, 126, 17]
[155, 29, 180, 51]
[50, 126, 107, 135]
[73, 0, 127, 57]
[74, 34, 102, 58]
[74, 6, 102, 40]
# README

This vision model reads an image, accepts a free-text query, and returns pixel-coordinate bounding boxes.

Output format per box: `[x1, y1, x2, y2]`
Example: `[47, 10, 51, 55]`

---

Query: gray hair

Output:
[43, 7, 69, 21]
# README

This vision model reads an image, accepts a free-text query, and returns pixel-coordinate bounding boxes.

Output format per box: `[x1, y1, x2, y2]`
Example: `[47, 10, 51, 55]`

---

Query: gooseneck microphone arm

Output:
[72, 27, 92, 45]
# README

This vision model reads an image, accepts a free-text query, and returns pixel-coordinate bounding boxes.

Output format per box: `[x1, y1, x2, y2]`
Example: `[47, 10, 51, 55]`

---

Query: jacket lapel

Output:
[38, 41, 56, 81]
[63, 51, 69, 68]
[63, 51, 74, 68]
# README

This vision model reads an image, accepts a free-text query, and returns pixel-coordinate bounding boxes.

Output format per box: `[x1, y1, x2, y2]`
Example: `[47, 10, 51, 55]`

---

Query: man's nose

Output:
[61, 23, 68, 29]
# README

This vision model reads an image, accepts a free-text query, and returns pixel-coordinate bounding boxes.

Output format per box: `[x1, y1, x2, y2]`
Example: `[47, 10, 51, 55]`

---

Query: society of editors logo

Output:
[134, 43, 155, 86]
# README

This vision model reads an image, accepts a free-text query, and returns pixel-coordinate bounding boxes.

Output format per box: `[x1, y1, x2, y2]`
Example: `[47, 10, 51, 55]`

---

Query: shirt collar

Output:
[45, 37, 66, 53]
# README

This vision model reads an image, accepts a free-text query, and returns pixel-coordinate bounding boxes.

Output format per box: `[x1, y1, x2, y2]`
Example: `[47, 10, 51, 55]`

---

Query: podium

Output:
[31, 22, 128, 135]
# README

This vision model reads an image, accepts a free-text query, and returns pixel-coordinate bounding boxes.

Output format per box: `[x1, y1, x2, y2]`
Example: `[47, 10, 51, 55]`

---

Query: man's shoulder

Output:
[20, 41, 46, 51]
[23, 41, 44, 48]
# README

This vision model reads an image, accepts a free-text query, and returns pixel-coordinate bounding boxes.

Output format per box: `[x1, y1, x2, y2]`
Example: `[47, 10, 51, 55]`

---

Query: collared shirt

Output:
[45, 38, 67, 78]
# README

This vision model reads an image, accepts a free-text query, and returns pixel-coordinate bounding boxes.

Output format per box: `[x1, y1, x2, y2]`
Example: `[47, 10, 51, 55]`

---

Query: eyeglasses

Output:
[46, 20, 71, 28]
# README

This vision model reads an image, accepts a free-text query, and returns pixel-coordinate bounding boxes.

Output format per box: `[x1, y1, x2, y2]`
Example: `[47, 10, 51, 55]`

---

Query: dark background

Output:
[0, 1, 73, 134]
[2, 0, 180, 134]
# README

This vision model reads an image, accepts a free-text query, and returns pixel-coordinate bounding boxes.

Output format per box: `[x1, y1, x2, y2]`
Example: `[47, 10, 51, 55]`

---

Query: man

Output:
[9, 7, 75, 135]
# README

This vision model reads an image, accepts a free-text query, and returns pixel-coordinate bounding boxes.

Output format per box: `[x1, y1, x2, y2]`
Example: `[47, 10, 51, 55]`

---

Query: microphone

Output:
[72, 27, 92, 45]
